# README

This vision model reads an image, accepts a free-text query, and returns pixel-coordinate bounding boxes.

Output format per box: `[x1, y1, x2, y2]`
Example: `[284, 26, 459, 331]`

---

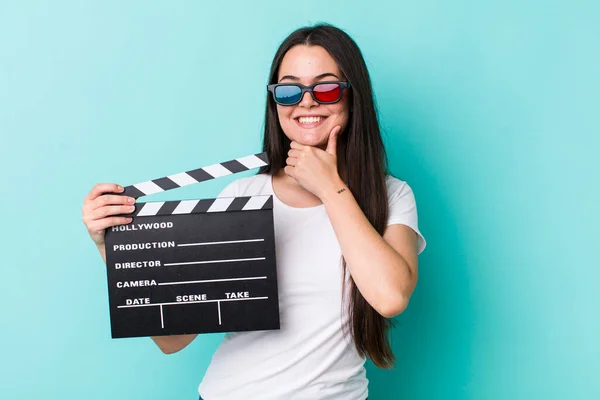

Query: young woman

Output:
[82, 23, 426, 400]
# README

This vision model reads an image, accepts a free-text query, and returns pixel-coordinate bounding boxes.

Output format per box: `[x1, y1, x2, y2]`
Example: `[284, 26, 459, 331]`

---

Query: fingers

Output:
[88, 194, 135, 211]
[287, 149, 301, 158]
[82, 184, 136, 232]
[286, 148, 302, 167]
[286, 157, 297, 166]
[82, 203, 134, 227]
[290, 141, 303, 150]
[89, 204, 136, 220]
[283, 165, 294, 178]
[82, 193, 135, 220]
[85, 183, 124, 202]
[82, 184, 135, 246]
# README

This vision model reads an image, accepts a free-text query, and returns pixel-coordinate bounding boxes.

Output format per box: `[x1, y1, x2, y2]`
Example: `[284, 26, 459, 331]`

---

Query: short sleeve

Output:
[386, 176, 427, 255]
[217, 180, 238, 198]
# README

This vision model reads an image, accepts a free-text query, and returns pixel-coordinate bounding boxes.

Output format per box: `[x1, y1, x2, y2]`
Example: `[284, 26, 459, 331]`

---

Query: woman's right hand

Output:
[82, 183, 136, 247]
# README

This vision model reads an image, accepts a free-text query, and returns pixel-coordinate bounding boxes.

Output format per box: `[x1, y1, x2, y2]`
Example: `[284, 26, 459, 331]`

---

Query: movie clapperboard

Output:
[103, 152, 280, 338]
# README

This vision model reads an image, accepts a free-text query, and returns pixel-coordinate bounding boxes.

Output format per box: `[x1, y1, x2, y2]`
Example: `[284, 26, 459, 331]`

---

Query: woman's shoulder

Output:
[384, 173, 421, 210]
[217, 173, 271, 198]
[385, 174, 410, 196]
[385, 173, 426, 254]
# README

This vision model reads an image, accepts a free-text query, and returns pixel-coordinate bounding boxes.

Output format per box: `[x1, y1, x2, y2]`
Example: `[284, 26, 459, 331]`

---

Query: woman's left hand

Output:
[284, 125, 343, 199]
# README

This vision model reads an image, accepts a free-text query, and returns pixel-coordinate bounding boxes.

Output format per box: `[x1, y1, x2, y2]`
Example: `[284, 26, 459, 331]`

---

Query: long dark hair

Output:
[258, 24, 395, 368]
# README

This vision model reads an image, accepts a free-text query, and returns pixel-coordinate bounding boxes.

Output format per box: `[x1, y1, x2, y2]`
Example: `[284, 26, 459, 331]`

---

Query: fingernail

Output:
[117, 185, 124, 191]
[128, 197, 135, 203]
[128, 206, 135, 211]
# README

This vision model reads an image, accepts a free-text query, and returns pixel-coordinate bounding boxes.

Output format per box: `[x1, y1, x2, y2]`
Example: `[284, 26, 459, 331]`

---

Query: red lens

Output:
[313, 83, 341, 102]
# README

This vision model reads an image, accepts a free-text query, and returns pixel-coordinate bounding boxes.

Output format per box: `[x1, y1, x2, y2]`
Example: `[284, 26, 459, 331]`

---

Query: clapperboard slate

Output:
[104, 152, 280, 338]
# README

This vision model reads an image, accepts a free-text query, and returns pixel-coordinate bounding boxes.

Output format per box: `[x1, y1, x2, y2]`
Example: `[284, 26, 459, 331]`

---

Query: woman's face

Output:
[276, 45, 350, 150]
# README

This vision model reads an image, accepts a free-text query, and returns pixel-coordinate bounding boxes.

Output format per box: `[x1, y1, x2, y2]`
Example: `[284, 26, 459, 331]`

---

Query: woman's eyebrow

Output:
[278, 72, 341, 82]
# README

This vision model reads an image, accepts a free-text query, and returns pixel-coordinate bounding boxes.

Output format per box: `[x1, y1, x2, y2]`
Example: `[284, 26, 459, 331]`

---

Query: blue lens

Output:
[275, 85, 302, 105]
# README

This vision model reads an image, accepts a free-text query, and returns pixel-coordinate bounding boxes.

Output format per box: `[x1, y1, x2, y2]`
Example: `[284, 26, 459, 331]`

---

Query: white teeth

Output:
[297, 116, 324, 124]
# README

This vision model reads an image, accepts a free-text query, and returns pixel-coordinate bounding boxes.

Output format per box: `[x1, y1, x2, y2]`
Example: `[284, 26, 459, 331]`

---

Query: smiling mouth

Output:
[295, 116, 327, 127]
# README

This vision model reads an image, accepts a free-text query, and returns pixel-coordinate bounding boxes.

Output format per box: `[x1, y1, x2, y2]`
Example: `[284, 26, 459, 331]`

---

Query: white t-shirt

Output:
[199, 173, 426, 399]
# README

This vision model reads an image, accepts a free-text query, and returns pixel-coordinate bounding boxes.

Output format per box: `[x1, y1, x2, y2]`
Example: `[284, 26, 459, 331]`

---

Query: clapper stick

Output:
[119, 152, 271, 217]
[122, 152, 269, 199]
[103, 151, 280, 339]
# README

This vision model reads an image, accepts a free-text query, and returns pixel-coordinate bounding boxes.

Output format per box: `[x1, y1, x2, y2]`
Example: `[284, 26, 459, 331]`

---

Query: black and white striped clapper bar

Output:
[103, 152, 279, 338]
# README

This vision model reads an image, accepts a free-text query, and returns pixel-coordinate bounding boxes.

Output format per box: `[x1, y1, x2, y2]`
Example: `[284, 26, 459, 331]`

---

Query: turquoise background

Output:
[0, 0, 598, 399]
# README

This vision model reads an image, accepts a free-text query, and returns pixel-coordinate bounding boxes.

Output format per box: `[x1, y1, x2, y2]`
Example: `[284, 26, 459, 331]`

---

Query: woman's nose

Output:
[298, 91, 318, 108]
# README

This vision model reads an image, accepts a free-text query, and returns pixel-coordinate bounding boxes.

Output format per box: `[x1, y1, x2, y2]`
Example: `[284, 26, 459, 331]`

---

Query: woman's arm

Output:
[97, 243, 198, 354]
[320, 180, 419, 318]
[284, 132, 419, 318]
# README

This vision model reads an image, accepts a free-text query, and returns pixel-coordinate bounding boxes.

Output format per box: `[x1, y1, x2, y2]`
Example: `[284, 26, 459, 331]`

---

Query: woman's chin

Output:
[293, 132, 328, 147]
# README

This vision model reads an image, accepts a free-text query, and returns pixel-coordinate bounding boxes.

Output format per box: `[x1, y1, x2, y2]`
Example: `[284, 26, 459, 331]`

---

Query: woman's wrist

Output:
[320, 177, 349, 205]
[96, 242, 107, 263]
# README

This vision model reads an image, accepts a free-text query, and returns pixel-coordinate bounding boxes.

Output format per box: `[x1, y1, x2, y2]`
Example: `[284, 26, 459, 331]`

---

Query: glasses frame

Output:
[266, 81, 351, 106]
